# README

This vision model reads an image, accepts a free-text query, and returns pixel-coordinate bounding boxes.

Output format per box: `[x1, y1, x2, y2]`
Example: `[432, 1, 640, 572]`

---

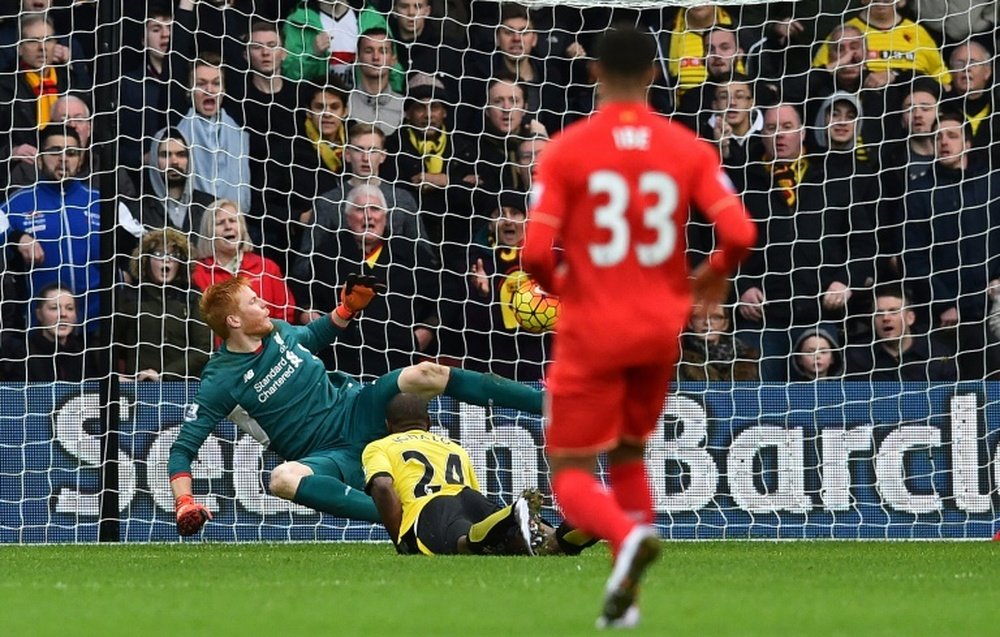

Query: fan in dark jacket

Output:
[116, 228, 212, 382]
[678, 301, 759, 382]
[0, 283, 98, 382]
[292, 183, 440, 381]
[902, 112, 1000, 380]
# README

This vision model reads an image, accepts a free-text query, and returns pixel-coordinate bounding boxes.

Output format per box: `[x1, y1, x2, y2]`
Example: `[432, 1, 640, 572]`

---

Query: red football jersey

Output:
[523, 101, 754, 351]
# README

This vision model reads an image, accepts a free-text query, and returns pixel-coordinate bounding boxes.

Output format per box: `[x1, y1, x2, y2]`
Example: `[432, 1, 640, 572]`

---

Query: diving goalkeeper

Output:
[168, 275, 544, 536]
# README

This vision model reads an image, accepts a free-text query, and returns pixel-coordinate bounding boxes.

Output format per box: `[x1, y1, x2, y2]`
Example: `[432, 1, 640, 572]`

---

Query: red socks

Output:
[551, 468, 635, 553]
[609, 461, 654, 525]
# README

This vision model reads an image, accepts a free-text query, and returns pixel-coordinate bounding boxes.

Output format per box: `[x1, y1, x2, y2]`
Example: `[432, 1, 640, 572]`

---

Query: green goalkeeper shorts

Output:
[298, 369, 405, 490]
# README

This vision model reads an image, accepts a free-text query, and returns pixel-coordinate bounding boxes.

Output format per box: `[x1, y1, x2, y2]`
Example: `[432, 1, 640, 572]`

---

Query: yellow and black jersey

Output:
[666, 6, 740, 92]
[362, 430, 480, 542]
[814, 16, 951, 86]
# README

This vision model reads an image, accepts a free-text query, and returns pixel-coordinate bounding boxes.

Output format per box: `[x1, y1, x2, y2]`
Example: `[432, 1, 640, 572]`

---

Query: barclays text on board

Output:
[1, 382, 998, 542]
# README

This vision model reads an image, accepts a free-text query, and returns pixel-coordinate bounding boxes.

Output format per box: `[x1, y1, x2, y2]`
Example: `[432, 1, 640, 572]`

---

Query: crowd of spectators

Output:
[0, 0, 998, 384]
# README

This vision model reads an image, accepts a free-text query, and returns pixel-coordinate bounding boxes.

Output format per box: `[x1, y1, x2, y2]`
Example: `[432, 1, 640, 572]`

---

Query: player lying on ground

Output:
[168, 275, 544, 536]
[364, 393, 595, 556]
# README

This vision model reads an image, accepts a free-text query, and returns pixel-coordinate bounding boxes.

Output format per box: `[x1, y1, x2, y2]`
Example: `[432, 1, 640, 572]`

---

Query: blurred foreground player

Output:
[169, 276, 544, 536]
[522, 26, 756, 628]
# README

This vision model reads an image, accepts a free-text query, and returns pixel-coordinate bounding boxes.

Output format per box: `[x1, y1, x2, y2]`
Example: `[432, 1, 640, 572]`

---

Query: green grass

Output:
[1, 542, 997, 636]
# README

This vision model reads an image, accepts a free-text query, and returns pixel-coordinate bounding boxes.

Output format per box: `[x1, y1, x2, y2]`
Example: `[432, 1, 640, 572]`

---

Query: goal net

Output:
[1, 0, 999, 542]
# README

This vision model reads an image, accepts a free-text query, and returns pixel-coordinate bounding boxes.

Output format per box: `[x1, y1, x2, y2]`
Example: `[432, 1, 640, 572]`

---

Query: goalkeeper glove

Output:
[175, 494, 212, 536]
[335, 273, 386, 320]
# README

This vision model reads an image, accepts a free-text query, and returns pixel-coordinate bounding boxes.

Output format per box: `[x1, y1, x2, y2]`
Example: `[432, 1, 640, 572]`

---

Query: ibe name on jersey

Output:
[612, 125, 651, 151]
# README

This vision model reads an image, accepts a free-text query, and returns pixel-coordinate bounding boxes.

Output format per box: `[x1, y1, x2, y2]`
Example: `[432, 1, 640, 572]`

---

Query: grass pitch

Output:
[2, 541, 997, 636]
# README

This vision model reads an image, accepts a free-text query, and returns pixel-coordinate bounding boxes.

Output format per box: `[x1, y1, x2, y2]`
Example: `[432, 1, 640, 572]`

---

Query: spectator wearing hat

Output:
[800, 23, 905, 151]
[810, 91, 881, 279]
[788, 324, 844, 382]
[383, 74, 475, 255]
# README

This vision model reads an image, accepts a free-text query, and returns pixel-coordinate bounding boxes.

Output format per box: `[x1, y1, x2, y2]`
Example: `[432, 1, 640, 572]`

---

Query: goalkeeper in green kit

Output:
[168, 275, 544, 536]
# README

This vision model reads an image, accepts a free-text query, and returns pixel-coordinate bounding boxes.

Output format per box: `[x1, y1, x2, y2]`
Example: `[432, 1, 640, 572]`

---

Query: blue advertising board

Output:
[1, 382, 998, 542]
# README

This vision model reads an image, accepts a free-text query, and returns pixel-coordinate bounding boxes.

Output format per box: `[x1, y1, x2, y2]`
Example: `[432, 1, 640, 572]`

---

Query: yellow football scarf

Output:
[23, 66, 59, 128]
[968, 103, 991, 137]
[407, 128, 448, 174]
[304, 116, 345, 173]
[365, 244, 383, 267]
[766, 156, 809, 208]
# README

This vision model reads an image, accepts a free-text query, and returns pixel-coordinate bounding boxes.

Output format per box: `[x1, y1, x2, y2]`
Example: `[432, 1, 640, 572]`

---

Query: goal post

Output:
[1, 0, 999, 542]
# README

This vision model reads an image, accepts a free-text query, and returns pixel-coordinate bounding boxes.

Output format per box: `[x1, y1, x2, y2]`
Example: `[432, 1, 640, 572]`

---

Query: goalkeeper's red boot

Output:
[993, 529, 1000, 541]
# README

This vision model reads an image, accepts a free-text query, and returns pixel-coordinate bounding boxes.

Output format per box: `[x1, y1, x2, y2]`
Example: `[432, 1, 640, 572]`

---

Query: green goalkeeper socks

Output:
[293, 475, 381, 522]
[444, 369, 543, 414]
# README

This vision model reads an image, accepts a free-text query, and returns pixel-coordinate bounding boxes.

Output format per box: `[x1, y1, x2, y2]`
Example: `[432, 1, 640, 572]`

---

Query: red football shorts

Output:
[544, 359, 676, 456]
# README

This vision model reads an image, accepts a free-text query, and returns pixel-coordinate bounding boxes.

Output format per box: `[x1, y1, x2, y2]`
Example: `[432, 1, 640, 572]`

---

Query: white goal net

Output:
[1, 0, 999, 542]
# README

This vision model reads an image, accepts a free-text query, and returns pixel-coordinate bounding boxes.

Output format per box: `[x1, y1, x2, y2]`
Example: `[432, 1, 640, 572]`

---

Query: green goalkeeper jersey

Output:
[168, 317, 367, 478]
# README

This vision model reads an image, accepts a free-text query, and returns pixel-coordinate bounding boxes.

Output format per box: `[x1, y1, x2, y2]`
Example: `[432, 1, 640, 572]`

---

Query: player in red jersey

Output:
[522, 25, 757, 629]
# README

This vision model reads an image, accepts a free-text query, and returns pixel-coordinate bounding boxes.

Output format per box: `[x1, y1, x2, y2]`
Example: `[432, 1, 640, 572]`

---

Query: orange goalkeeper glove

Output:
[335, 273, 386, 320]
[175, 494, 212, 536]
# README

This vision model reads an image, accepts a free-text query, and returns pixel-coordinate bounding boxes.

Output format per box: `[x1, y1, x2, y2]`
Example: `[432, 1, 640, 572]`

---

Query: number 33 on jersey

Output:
[522, 102, 756, 334]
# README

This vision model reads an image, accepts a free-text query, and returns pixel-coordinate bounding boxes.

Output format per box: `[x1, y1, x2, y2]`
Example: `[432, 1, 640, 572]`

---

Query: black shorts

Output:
[404, 488, 501, 555]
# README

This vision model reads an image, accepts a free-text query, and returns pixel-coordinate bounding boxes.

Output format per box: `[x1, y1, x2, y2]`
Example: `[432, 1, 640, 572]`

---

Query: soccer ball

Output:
[511, 277, 560, 333]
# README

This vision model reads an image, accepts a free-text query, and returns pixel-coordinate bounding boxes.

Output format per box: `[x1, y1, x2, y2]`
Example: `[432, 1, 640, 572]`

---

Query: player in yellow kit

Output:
[363, 393, 543, 555]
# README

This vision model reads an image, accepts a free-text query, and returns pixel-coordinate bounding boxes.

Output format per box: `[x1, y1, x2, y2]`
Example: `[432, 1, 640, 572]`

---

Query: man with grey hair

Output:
[291, 182, 440, 381]
[294, 122, 435, 278]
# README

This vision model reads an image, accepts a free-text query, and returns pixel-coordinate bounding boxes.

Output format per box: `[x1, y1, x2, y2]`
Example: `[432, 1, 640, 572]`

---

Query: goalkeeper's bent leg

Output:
[293, 475, 381, 522]
[444, 368, 543, 414]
